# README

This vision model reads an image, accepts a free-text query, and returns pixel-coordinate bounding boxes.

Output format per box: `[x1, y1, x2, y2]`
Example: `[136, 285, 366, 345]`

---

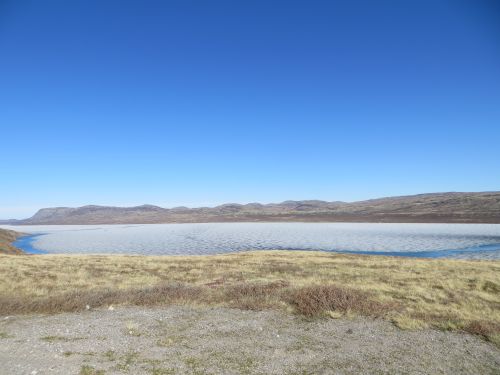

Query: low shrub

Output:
[287, 284, 395, 317]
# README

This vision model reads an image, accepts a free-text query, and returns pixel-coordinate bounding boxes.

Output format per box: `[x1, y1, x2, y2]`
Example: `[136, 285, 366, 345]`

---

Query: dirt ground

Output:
[1, 306, 499, 375]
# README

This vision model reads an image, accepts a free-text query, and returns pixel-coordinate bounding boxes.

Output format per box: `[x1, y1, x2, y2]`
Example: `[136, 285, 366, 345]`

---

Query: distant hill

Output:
[3, 192, 499, 225]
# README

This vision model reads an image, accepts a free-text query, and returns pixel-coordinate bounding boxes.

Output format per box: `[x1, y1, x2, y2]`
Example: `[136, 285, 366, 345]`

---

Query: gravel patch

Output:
[0, 306, 499, 374]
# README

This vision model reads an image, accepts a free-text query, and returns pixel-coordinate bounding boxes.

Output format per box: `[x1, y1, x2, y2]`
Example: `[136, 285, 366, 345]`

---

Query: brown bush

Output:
[287, 284, 394, 317]
[220, 281, 290, 310]
[0, 284, 207, 315]
[0, 282, 400, 318]
[125, 284, 206, 306]
[465, 320, 500, 338]
[223, 280, 289, 300]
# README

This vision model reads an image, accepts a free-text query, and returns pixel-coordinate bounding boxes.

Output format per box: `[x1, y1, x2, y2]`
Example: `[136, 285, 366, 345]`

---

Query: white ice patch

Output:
[2, 223, 500, 258]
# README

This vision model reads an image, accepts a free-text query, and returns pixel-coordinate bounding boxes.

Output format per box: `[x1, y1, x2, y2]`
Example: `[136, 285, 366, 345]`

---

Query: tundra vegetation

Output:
[0, 248, 499, 346]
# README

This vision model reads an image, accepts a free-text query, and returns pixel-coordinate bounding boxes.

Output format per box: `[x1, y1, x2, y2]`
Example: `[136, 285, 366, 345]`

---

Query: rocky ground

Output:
[1, 306, 499, 375]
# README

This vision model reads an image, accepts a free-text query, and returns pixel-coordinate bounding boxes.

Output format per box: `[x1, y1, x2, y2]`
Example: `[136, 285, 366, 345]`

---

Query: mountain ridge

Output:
[3, 192, 500, 225]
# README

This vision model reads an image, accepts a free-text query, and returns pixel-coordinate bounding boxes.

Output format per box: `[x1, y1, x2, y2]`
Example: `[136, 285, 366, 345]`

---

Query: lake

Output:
[2, 222, 500, 259]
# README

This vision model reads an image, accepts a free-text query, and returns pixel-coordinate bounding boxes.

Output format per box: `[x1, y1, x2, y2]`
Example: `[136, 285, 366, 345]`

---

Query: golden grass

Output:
[0, 250, 499, 344]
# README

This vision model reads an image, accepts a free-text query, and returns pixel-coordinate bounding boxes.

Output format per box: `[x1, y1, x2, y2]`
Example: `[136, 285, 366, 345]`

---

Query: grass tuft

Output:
[392, 315, 429, 330]
[0, 331, 13, 339]
[80, 365, 105, 375]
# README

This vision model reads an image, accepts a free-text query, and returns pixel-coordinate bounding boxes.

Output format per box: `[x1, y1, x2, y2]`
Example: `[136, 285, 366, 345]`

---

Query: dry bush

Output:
[0, 284, 207, 315]
[221, 281, 290, 310]
[223, 280, 289, 300]
[287, 284, 396, 317]
[125, 284, 206, 306]
[465, 320, 500, 338]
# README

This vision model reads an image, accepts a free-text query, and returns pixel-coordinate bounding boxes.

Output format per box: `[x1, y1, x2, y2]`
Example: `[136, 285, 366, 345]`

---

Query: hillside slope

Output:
[6, 192, 500, 224]
[0, 228, 23, 254]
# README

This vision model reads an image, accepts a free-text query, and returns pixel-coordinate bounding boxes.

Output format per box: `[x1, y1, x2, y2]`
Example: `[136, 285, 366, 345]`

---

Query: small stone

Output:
[86, 305, 90, 310]
[108, 305, 114, 311]
[346, 329, 353, 334]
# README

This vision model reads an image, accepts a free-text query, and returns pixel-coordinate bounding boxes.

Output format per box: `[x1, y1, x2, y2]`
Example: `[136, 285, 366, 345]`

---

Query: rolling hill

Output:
[3, 192, 500, 225]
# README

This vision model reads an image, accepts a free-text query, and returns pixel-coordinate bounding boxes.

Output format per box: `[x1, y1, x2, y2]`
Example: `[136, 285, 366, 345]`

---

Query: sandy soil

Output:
[1, 306, 499, 375]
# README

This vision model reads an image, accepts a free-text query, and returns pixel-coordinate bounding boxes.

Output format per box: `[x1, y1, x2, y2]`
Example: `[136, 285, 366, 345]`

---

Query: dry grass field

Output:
[1, 250, 499, 346]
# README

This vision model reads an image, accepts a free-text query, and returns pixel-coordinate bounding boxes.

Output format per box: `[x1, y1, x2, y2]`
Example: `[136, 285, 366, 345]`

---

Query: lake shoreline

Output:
[12, 233, 47, 254]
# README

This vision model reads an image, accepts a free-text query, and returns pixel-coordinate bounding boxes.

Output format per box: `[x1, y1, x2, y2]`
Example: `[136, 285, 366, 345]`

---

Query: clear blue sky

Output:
[1, 0, 499, 218]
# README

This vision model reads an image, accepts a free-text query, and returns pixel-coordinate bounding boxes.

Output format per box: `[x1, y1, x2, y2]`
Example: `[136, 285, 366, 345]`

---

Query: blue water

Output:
[13, 234, 48, 254]
[336, 243, 500, 258]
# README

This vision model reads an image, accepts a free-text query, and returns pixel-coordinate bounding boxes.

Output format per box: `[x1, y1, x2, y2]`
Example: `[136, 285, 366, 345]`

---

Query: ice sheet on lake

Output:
[2, 223, 500, 259]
